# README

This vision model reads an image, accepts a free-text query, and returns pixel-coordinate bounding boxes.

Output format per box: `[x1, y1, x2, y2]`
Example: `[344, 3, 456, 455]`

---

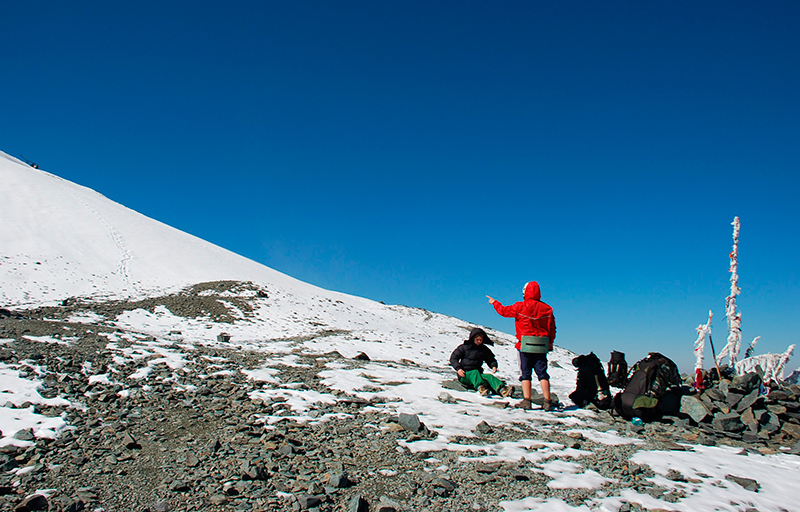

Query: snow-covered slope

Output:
[0, 151, 327, 305]
[0, 150, 536, 368]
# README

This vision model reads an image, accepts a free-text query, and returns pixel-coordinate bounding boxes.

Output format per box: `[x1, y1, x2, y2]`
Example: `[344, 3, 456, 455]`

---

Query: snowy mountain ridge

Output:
[1, 151, 328, 306]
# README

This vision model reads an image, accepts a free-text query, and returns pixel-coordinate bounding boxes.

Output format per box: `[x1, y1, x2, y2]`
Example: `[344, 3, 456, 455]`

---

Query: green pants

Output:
[459, 369, 504, 393]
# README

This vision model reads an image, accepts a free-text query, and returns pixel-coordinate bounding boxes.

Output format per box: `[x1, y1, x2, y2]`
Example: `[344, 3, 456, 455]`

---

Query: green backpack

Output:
[613, 352, 681, 421]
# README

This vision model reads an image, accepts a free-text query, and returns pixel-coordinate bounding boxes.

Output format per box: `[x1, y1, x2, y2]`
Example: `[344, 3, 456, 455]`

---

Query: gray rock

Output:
[297, 495, 322, 509]
[307, 482, 325, 494]
[680, 395, 711, 423]
[761, 413, 781, 434]
[475, 462, 502, 473]
[169, 480, 190, 492]
[13, 429, 34, 441]
[736, 389, 761, 413]
[441, 380, 467, 392]
[767, 404, 787, 415]
[740, 408, 758, 432]
[732, 372, 761, 394]
[781, 422, 800, 438]
[431, 477, 456, 492]
[378, 495, 404, 512]
[63, 500, 85, 512]
[473, 421, 493, 435]
[150, 502, 171, 512]
[121, 432, 141, 449]
[742, 431, 759, 443]
[666, 469, 687, 482]
[14, 494, 48, 511]
[768, 389, 791, 401]
[397, 413, 423, 433]
[704, 388, 725, 402]
[209, 495, 229, 506]
[241, 459, 267, 480]
[712, 412, 745, 433]
[75, 488, 97, 501]
[328, 472, 354, 488]
[726, 391, 745, 408]
[277, 443, 295, 456]
[726, 474, 760, 492]
[628, 423, 644, 434]
[437, 392, 457, 404]
[347, 495, 369, 512]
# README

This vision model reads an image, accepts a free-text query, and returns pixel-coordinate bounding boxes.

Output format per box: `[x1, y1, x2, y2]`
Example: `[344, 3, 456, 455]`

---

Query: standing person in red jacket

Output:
[487, 281, 557, 411]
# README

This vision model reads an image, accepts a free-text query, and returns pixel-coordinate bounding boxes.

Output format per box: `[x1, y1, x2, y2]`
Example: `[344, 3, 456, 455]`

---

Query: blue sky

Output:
[3, 1, 799, 372]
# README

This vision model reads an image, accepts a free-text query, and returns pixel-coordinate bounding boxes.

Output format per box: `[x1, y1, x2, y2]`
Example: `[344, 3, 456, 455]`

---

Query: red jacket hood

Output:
[523, 281, 541, 301]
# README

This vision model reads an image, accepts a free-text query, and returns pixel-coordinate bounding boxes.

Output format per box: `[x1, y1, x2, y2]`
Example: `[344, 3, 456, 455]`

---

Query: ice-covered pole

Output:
[736, 344, 796, 383]
[744, 336, 760, 359]
[718, 217, 742, 368]
[775, 344, 796, 382]
[693, 310, 713, 389]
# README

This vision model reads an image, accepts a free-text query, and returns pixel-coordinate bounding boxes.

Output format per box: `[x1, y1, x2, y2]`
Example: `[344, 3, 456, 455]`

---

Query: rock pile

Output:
[679, 371, 800, 449]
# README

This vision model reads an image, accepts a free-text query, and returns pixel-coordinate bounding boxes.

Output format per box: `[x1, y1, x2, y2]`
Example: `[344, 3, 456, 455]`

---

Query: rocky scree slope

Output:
[0, 283, 794, 512]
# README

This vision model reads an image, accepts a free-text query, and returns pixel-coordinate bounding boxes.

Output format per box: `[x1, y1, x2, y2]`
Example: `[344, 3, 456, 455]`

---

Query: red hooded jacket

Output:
[492, 281, 556, 351]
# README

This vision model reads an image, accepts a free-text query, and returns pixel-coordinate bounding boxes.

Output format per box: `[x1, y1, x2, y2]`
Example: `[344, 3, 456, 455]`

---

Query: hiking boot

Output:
[478, 384, 491, 397]
[514, 398, 532, 410]
[500, 385, 515, 398]
[542, 399, 554, 411]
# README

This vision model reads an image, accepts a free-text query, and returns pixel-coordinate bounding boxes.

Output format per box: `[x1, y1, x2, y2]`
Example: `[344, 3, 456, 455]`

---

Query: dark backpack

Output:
[569, 352, 612, 409]
[613, 352, 681, 421]
[607, 350, 628, 388]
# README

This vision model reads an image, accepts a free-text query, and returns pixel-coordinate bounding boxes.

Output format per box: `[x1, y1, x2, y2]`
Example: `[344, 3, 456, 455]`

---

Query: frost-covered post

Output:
[736, 344, 796, 384]
[744, 336, 760, 359]
[717, 217, 742, 368]
[693, 310, 713, 389]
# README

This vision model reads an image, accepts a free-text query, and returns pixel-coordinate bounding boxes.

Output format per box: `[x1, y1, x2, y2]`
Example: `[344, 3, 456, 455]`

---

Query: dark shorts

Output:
[519, 351, 549, 381]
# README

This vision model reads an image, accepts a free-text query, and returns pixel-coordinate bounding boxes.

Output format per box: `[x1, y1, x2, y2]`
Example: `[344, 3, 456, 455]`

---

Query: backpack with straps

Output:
[607, 350, 628, 388]
[613, 352, 681, 421]
[569, 352, 612, 409]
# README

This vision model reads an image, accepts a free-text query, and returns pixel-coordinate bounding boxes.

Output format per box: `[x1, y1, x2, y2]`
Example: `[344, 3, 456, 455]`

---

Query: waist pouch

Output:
[520, 336, 550, 354]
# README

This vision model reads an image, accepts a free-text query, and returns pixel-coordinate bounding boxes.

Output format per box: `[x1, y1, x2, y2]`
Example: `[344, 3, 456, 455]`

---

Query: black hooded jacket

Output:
[449, 328, 498, 373]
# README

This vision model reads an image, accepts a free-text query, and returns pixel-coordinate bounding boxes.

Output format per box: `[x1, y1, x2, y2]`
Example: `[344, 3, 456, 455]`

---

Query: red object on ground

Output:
[694, 368, 705, 390]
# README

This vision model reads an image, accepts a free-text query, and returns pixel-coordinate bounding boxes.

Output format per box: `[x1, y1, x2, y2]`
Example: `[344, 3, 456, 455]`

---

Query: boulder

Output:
[397, 413, 423, 433]
[740, 408, 758, 432]
[703, 388, 725, 403]
[347, 495, 369, 512]
[14, 494, 48, 512]
[680, 395, 711, 423]
[725, 475, 760, 492]
[328, 472, 354, 488]
[732, 372, 761, 394]
[297, 495, 322, 510]
[726, 391, 744, 408]
[712, 412, 745, 433]
[437, 392, 457, 404]
[781, 422, 800, 439]
[736, 389, 761, 413]
[441, 380, 467, 392]
[473, 421, 493, 435]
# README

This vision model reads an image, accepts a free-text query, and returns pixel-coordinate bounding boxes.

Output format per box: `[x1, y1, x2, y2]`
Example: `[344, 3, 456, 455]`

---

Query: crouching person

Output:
[450, 328, 514, 397]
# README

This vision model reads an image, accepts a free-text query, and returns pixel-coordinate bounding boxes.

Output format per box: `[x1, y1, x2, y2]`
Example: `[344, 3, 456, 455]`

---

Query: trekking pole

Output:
[708, 333, 724, 383]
